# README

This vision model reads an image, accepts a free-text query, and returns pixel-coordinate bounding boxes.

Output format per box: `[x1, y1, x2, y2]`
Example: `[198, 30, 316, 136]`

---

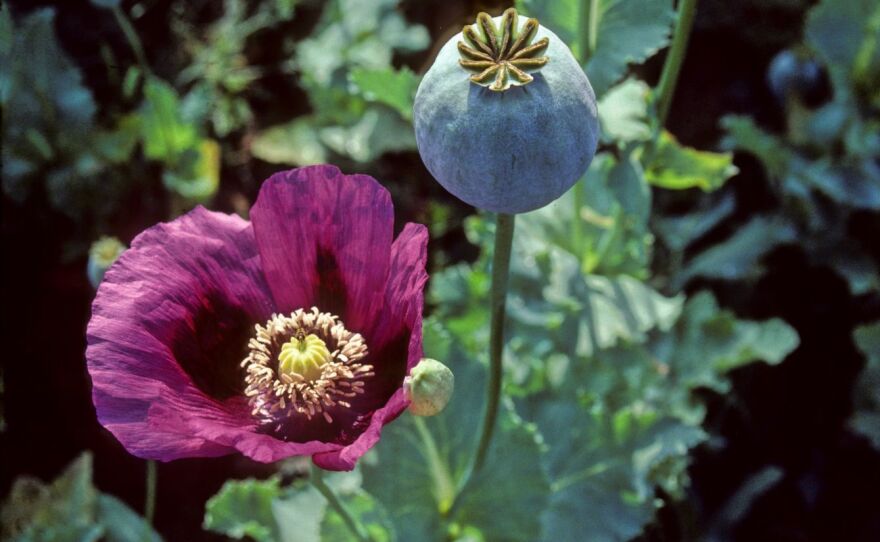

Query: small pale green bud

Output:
[404, 358, 454, 416]
[87, 236, 126, 289]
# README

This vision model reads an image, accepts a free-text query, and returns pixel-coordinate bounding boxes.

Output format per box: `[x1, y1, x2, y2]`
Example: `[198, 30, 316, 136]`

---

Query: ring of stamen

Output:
[241, 307, 373, 426]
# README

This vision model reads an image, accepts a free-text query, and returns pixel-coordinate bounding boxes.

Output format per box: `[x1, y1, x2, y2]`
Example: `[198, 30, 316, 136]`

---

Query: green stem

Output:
[413, 417, 455, 515]
[472, 213, 515, 472]
[579, 0, 600, 60]
[447, 213, 516, 517]
[655, 0, 698, 127]
[572, 180, 585, 264]
[311, 467, 370, 542]
[144, 460, 157, 524]
[111, 5, 152, 75]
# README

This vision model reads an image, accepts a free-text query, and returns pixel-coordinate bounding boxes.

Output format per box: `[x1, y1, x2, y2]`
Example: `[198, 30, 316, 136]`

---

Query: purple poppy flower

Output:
[86, 165, 428, 470]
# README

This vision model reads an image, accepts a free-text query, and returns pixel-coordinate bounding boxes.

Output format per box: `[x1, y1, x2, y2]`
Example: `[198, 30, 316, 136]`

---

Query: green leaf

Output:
[541, 249, 683, 357]
[797, 160, 880, 210]
[851, 322, 880, 449]
[318, 108, 416, 162]
[721, 115, 790, 177]
[585, 0, 675, 97]
[518, 0, 675, 97]
[598, 79, 652, 144]
[516, 290, 797, 541]
[516, 152, 652, 277]
[204, 472, 394, 542]
[204, 477, 285, 542]
[362, 319, 551, 541]
[651, 291, 799, 397]
[350, 67, 420, 121]
[805, 0, 880, 87]
[96, 495, 162, 542]
[516, 0, 579, 47]
[527, 398, 705, 542]
[674, 215, 797, 289]
[139, 77, 199, 165]
[320, 488, 396, 542]
[251, 117, 328, 166]
[0, 453, 161, 542]
[162, 139, 220, 203]
[654, 192, 736, 253]
[644, 130, 738, 191]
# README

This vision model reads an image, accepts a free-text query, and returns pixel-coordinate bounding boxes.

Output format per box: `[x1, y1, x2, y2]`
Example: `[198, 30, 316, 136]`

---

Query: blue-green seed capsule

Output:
[414, 8, 599, 213]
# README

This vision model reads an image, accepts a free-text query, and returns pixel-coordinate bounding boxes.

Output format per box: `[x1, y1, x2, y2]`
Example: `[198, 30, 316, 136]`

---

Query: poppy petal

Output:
[250, 165, 394, 333]
[87, 207, 274, 460]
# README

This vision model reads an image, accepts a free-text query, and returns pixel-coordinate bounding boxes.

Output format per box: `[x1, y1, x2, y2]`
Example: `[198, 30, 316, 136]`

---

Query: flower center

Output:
[278, 333, 331, 382]
[241, 308, 373, 425]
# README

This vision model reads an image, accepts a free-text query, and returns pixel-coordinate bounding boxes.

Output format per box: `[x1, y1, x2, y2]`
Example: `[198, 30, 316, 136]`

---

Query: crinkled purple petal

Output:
[87, 207, 276, 460]
[312, 223, 429, 471]
[371, 223, 430, 360]
[147, 393, 342, 463]
[250, 165, 393, 333]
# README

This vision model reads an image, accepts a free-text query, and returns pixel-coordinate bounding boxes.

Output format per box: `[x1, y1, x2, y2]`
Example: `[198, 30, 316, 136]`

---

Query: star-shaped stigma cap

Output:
[458, 8, 549, 91]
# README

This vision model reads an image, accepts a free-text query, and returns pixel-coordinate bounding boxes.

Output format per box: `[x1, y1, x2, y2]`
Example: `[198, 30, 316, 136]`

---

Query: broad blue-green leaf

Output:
[204, 472, 393, 542]
[96, 495, 162, 542]
[516, 152, 652, 277]
[204, 477, 286, 542]
[516, 0, 578, 46]
[518, 0, 675, 96]
[598, 79, 652, 144]
[721, 115, 790, 177]
[650, 291, 799, 408]
[542, 249, 683, 357]
[362, 319, 550, 541]
[654, 192, 736, 252]
[319, 108, 416, 162]
[851, 322, 880, 449]
[586, 0, 675, 96]
[251, 117, 328, 166]
[674, 215, 797, 289]
[797, 160, 880, 210]
[524, 398, 704, 542]
[644, 130, 738, 191]
[515, 290, 797, 541]
[350, 67, 420, 121]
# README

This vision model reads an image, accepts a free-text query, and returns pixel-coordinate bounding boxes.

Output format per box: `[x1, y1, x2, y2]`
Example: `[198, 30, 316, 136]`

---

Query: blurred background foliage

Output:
[1, 0, 879, 541]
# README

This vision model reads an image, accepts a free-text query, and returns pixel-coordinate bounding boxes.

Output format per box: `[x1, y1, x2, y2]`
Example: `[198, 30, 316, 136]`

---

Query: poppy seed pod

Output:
[414, 8, 600, 214]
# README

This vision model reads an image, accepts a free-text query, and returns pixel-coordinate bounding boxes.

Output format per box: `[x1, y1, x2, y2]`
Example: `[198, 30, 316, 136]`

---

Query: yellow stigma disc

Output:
[278, 334, 331, 382]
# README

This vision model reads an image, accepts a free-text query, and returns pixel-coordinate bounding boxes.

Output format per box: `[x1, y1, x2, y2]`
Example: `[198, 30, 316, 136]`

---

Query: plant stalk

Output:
[579, 0, 601, 60]
[111, 6, 152, 75]
[144, 460, 157, 524]
[472, 213, 515, 472]
[311, 467, 370, 542]
[655, 0, 698, 126]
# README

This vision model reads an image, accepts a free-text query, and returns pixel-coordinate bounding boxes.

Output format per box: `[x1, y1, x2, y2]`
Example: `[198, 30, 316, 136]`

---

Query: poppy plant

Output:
[86, 165, 428, 470]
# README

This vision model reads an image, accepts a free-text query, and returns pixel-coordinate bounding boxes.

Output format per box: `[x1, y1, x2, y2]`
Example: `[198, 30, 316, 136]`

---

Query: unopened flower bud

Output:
[404, 358, 454, 416]
[88, 236, 126, 288]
